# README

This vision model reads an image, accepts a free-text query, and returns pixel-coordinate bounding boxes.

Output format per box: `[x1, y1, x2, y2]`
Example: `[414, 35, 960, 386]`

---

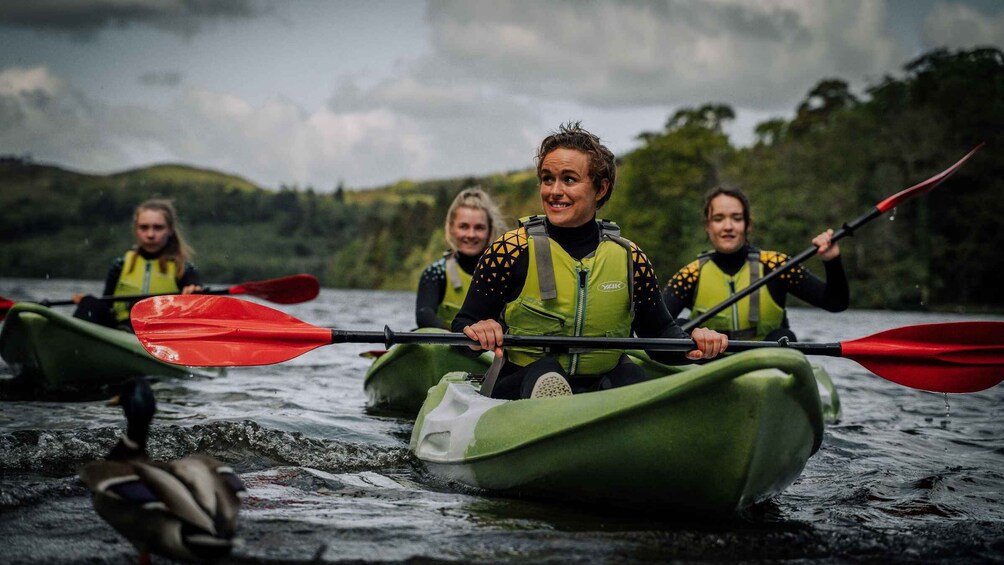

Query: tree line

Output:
[1, 47, 1000, 311]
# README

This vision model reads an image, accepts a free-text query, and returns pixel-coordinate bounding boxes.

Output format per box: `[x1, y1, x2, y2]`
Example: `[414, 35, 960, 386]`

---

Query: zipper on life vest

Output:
[569, 267, 588, 374]
[728, 279, 739, 332]
[142, 261, 152, 294]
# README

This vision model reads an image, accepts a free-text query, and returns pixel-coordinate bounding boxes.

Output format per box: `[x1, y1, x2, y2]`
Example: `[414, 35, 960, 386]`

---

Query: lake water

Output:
[1, 277, 1003, 564]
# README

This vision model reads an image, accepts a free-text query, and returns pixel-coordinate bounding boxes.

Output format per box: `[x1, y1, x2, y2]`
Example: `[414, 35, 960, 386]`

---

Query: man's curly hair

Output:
[535, 121, 616, 208]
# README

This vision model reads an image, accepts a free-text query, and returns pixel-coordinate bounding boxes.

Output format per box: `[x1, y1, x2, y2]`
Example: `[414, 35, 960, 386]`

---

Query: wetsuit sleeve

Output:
[101, 257, 124, 296]
[416, 261, 448, 329]
[451, 230, 529, 333]
[774, 253, 849, 312]
[630, 245, 693, 365]
[178, 262, 201, 289]
[662, 260, 700, 318]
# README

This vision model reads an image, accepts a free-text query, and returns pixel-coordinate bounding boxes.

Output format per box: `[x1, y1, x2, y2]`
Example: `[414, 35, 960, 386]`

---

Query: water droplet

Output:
[889, 208, 897, 221]
[943, 393, 951, 419]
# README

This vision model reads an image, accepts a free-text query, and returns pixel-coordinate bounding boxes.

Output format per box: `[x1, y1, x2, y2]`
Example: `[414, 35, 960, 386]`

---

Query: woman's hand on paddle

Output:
[463, 319, 505, 356]
[813, 229, 840, 261]
[181, 284, 203, 295]
[688, 327, 728, 360]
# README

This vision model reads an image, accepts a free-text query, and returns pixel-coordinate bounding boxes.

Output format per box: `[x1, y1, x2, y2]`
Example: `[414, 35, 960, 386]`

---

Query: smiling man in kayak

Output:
[453, 122, 728, 400]
[416, 187, 508, 329]
[664, 185, 849, 341]
[73, 198, 203, 331]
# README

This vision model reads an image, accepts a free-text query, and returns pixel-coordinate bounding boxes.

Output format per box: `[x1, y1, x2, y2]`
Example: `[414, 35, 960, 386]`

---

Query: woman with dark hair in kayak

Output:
[452, 122, 727, 400]
[663, 185, 849, 342]
[73, 198, 202, 331]
[415, 187, 508, 329]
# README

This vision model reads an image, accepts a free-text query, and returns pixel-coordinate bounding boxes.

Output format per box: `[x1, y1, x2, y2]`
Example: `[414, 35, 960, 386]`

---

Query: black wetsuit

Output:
[415, 252, 480, 329]
[663, 244, 848, 336]
[452, 217, 693, 399]
[73, 249, 200, 331]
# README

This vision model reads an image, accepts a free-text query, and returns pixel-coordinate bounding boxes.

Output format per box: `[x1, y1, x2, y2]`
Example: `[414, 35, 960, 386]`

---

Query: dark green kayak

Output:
[410, 348, 838, 515]
[363, 328, 493, 412]
[0, 302, 204, 393]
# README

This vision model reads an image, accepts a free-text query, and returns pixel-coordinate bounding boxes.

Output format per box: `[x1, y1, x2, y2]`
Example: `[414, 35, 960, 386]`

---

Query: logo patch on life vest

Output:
[598, 281, 626, 292]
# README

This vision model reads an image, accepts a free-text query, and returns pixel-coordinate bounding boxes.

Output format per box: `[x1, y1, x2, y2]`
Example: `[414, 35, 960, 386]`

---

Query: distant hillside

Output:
[110, 163, 261, 192]
[0, 155, 538, 292]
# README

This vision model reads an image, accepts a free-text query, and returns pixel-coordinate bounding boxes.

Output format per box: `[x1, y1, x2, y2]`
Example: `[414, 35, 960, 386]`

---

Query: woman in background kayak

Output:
[663, 185, 848, 342]
[415, 187, 507, 329]
[453, 122, 727, 400]
[73, 198, 202, 331]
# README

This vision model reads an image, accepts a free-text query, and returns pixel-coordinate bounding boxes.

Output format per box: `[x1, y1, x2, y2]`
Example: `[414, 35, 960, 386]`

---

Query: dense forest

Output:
[1, 47, 1001, 312]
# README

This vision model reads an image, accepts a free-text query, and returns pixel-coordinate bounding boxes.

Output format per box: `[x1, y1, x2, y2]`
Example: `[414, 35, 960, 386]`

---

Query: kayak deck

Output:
[411, 348, 827, 515]
[0, 302, 205, 394]
[363, 328, 493, 413]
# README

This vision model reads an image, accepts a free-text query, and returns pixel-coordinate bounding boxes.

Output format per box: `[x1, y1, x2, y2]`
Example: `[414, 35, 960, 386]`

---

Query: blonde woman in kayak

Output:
[415, 187, 507, 329]
[453, 122, 727, 400]
[73, 198, 202, 331]
[663, 185, 848, 342]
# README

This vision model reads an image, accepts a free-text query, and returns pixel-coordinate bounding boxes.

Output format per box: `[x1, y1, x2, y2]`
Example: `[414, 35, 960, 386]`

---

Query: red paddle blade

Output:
[227, 274, 320, 304]
[876, 144, 983, 213]
[0, 296, 15, 321]
[840, 321, 1004, 393]
[131, 295, 331, 367]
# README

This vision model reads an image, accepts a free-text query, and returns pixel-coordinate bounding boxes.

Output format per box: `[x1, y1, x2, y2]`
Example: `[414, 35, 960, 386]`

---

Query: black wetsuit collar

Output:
[544, 217, 600, 261]
[136, 247, 168, 261]
[454, 250, 481, 275]
[711, 244, 754, 276]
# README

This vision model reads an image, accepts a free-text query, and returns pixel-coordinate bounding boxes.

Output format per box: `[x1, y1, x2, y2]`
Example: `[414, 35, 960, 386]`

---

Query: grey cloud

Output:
[922, 3, 1004, 50]
[423, 0, 903, 111]
[0, 67, 153, 170]
[139, 71, 183, 87]
[0, 0, 271, 40]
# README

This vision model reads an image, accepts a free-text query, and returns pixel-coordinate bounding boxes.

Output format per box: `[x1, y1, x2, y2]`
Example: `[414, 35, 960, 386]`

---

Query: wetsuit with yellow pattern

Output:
[416, 251, 480, 329]
[452, 217, 691, 399]
[663, 244, 848, 337]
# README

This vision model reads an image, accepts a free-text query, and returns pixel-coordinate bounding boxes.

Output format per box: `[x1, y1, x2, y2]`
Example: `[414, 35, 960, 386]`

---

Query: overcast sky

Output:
[1, 0, 1001, 190]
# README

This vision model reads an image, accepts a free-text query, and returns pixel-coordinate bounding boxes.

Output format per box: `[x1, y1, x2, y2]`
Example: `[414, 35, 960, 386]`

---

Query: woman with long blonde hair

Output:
[415, 186, 507, 328]
[74, 198, 202, 331]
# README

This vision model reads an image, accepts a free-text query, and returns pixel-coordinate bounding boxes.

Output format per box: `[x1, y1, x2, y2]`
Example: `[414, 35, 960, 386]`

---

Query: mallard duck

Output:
[79, 378, 246, 564]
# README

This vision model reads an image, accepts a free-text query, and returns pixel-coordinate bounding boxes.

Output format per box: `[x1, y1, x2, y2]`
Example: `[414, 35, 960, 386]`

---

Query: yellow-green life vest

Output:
[503, 216, 634, 376]
[435, 252, 472, 327]
[113, 250, 181, 322]
[690, 250, 785, 340]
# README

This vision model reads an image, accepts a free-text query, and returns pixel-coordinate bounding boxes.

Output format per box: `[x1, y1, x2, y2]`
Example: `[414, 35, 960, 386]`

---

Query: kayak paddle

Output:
[131, 295, 1004, 394]
[0, 274, 320, 321]
[683, 144, 985, 333]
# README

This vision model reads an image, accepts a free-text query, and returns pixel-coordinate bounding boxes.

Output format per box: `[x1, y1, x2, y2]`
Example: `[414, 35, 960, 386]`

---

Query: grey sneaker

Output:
[530, 372, 573, 398]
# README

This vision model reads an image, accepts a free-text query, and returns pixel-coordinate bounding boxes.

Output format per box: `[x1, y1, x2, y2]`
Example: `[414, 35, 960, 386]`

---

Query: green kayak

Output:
[363, 328, 494, 412]
[0, 302, 203, 393]
[410, 348, 836, 515]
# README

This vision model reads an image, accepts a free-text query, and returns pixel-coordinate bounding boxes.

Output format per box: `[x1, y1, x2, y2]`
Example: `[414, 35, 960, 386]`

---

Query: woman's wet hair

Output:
[128, 198, 194, 276]
[702, 185, 752, 234]
[444, 186, 508, 251]
[535, 121, 616, 208]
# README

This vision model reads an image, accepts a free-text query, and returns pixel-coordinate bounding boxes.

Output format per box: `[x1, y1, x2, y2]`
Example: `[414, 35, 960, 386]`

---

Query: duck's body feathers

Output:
[81, 453, 245, 562]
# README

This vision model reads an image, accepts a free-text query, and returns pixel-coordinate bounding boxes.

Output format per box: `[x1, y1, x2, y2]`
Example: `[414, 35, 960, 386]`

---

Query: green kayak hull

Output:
[363, 328, 493, 412]
[0, 302, 200, 392]
[410, 348, 829, 515]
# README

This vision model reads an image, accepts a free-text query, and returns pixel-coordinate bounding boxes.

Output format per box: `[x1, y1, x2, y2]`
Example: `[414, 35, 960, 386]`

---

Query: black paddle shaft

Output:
[39, 288, 230, 307]
[328, 326, 844, 357]
[681, 207, 881, 332]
